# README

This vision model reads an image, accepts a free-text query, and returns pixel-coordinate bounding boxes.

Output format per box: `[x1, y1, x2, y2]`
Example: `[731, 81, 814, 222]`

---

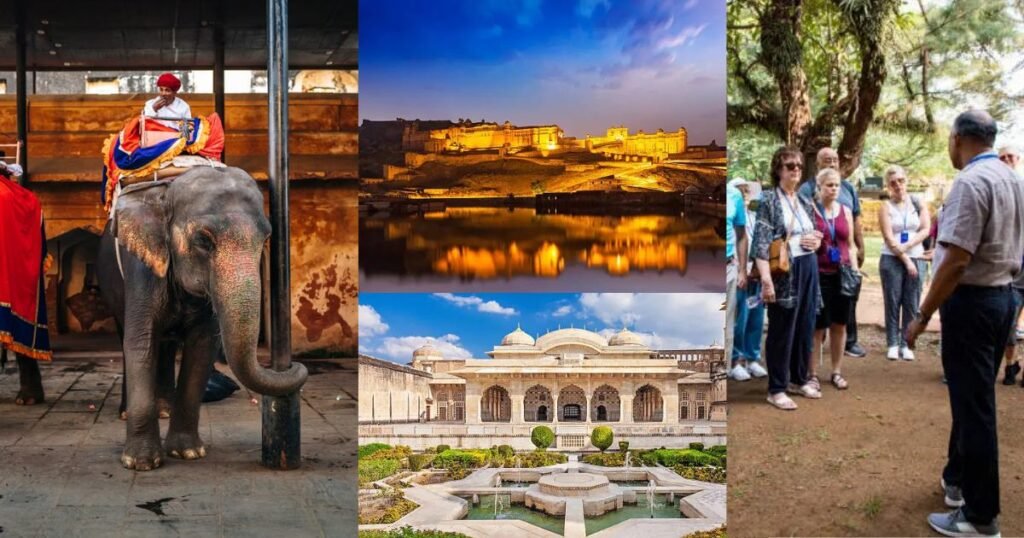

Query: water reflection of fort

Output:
[360, 208, 723, 281]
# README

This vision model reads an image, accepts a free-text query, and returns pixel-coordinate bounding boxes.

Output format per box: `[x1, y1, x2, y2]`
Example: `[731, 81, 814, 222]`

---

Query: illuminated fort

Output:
[401, 119, 562, 153]
[586, 126, 688, 161]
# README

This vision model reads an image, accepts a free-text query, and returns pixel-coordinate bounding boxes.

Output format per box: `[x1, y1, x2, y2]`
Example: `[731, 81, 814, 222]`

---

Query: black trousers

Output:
[940, 284, 1014, 525]
[766, 254, 818, 394]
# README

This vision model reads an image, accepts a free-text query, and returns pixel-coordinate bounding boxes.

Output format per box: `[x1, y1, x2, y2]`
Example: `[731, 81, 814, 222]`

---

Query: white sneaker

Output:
[887, 346, 900, 360]
[747, 361, 768, 378]
[901, 346, 915, 361]
[730, 364, 751, 381]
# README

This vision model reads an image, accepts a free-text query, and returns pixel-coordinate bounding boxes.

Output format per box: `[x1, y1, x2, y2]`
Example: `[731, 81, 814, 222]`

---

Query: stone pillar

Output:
[466, 387, 481, 425]
[512, 391, 525, 425]
[663, 382, 679, 424]
[621, 395, 634, 424]
[585, 395, 592, 423]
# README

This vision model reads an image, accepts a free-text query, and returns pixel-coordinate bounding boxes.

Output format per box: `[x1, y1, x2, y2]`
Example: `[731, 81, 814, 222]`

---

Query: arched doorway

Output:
[481, 385, 511, 422]
[633, 384, 664, 422]
[524, 384, 553, 422]
[591, 385, 620, 422]
[596, 405, 607, 421]
[558, 385, 587, 422]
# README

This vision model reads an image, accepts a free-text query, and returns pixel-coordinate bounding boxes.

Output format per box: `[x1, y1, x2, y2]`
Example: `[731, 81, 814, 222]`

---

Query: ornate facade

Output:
[585, 126, 687, 161]
[359, 327, 726, 450]
[402, 120, 562, 153]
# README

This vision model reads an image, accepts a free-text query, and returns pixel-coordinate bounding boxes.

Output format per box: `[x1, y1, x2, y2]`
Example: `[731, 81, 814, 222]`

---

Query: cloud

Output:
[552, 305, 574, 317]
[580, 293, 725, 348]
[683, 0, 698, 10]
[358, 305, 390, 339]
[596, 328, 691, 349]
[369, 334, 474, 363]
[434, 293, 518, 316]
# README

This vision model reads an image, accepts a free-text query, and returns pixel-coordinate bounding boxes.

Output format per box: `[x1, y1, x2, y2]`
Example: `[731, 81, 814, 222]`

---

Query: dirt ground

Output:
[727, 324, 1024, 537]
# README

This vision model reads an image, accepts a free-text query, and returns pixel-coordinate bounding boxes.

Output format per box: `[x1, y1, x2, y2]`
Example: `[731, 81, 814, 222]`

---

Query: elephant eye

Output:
[193, 230, 216, 253]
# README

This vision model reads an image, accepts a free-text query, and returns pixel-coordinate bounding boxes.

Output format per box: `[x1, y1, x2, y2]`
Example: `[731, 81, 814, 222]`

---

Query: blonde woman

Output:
[878, 165, 930, 360]
[809, 168, 858, 389]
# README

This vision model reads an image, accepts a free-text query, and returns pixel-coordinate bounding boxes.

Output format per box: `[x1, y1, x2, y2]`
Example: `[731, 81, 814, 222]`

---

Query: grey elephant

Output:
[97, 167, 307, 471]
[1, 349, 44, 405]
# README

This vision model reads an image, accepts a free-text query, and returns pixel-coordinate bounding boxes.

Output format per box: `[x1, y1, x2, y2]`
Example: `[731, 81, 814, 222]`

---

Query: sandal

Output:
[767, 392, 798, 411]
[808, 375, 821, 392]
[831, 372, 849, 390]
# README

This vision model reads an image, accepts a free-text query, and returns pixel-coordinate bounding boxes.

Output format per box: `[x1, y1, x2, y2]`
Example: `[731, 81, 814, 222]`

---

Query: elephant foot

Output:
[14, 388, 44, 406]
[122, 436, 164, 471]
[164, 432, 207, 460]
[157, 399, 172, 419]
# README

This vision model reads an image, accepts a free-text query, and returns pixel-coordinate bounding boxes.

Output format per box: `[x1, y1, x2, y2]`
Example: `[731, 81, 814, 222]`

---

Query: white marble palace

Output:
[359, 327, 727, 450]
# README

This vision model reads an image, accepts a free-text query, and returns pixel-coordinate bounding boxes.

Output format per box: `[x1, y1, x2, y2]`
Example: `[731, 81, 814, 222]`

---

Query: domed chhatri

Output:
[413, 344, 444, 359]
[501, 324, 536, 346]
[608, 327, 645, 347]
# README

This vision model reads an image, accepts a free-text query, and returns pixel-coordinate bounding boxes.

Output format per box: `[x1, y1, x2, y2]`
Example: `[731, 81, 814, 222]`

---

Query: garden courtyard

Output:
[355, 426, 726, 538]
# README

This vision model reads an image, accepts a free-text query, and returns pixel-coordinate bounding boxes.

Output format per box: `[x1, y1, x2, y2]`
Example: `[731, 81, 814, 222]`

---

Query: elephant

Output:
[97, 166, 307, 471]
[1, 349, 44, 405]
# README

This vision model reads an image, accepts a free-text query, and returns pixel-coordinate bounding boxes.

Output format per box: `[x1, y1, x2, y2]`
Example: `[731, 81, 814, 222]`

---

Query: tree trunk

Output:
[760, 0, 812, 148]
[837, 31, 888, 178]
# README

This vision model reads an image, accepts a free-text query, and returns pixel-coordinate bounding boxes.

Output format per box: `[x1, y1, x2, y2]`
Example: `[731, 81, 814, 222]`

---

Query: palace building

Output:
[359, 326, 726, 450]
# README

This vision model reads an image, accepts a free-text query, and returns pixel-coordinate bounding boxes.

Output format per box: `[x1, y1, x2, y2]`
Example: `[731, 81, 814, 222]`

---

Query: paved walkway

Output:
[0, 357, 356, 537]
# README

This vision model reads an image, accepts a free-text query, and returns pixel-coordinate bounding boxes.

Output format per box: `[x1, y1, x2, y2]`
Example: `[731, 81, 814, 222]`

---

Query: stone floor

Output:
[0, 357, 357, 537]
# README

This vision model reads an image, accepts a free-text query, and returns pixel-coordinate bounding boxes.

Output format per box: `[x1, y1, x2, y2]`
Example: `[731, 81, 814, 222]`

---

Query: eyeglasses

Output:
[889, 177, 907, 184]
[1000, 155, 1018, 162]
[783, 162, 803, 171]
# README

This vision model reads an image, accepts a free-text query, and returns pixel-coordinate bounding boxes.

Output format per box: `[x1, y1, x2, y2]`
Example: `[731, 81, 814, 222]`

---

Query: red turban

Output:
[156, 73, 181, 92]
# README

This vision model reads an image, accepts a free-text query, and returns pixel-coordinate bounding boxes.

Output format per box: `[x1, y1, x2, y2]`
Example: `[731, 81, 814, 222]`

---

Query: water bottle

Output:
[746, 281, 763, 309]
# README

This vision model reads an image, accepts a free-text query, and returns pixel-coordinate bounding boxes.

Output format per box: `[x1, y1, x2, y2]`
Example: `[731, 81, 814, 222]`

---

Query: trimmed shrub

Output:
[591, 426, 614, 452]
[358, 443, 392, 459]
[433, 449, 489, 469]
[358, 458, 401, 486]
[651, 449, 721, 467]
[408, 453, 436, 472]
[638, 450, 658, 466]
[359, 526, 472, 538]
[618, 441, 629, 452]
[365, 445, 413, 461]
[519, 451, 568, 468]
[707, 445, 727, 456]
[436, 444, 451, 453]
[531, 425, 555, 450]
[672, 465, 727, 484]
[688, 442, 705, 451]
[497, 445, 515, 458]
[581, 452, 624, 467]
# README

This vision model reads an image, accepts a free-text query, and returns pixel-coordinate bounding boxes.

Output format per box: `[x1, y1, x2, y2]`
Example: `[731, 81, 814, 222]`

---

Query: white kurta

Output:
[143, 97, 192, 129]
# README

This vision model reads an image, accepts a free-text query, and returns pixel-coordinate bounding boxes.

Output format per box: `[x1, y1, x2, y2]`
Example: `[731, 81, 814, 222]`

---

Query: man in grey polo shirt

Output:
[907, 110, 1024, 537]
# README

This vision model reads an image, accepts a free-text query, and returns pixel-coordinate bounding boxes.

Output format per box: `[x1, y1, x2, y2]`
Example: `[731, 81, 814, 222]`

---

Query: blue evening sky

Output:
[359, 293, 725, 363]
[359, 0, 725, 143]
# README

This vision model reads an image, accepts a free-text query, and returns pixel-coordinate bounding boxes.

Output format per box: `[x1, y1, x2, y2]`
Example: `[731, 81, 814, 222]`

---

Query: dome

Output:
[413, 344, 444, 359]
[535, 328, 608, 351]
[501, 325, 535, 346]
[608, 327, 646, 347]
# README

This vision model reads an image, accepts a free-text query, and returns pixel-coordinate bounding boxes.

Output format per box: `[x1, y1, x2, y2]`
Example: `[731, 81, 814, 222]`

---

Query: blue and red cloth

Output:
[101, 113, 224, 211]
[0, 177, 51, 360]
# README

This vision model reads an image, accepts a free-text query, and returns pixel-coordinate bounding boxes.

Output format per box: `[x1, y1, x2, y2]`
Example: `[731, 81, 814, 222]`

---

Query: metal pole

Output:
[261, 0, 301, 470]
[15, 0, 28, 182]
[214, 0, 226, 162]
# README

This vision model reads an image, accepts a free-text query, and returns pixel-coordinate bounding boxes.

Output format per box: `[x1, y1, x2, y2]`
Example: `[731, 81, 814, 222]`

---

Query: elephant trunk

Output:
[212, 255, 307, 397]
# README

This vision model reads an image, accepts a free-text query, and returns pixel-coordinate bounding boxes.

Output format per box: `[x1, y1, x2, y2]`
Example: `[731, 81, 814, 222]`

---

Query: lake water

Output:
[360, 207, 725, 292]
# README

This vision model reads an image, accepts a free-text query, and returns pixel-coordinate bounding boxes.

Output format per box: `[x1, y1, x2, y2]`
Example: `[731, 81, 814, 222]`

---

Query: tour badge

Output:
[900, 231, 909, 243]
[828, 246, 841, 264]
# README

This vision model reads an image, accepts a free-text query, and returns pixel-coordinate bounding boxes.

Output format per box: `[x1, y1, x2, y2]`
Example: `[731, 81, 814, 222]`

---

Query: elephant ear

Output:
[114, 183, 171, 278]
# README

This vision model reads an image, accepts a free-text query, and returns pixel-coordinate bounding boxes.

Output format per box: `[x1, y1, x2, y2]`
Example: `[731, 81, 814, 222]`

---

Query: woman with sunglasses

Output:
[752, 147, 824, 410]
[878, 165, 930, 360]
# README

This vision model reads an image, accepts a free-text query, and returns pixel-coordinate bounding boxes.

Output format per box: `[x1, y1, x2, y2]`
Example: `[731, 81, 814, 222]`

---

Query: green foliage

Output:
[358, 443, 392, 459]
[591, 426, 614, 452]
[673, 465, 728, 484]
[497, 445, 515, 458]
[364, 445, 413, 461]
[358, 490, 419, 525]
[359, 527, 472, 538]
[531, 426, 555, 450]
[581, 452, 625, 467]
[358, 458, 401, 486]
[683, 525, 726, 538]
[707, 445, 727, 456]
[433, 449, 490, 469]
[436, 444, 451, 453]
[618, 441, 629, 452]
[408, 453, 436, 472]
[649, 449, 722, 467]
[518, 451, 568, 468]
[688, 442, 705, 451]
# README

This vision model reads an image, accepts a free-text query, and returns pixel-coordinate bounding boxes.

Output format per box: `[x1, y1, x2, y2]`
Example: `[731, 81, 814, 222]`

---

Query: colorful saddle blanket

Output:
[0, 178, 51, 360]
[101, 113, 225, 212]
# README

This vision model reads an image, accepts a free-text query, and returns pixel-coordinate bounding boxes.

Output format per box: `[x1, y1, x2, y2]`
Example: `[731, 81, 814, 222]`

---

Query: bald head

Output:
[816, 147, 839, 171]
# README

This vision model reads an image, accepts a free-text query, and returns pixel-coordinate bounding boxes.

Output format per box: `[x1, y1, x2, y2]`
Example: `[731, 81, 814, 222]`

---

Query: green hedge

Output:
[436, 444, 451, 453]
[408, 453, 436, 471]
[650, 449, 721, 467]
[358, 491, 419, 525]
[518, 451, 568, 468]
[358, 458, 402, 486]
[359, 527, 471, 538]
[581, 452, 625, 466]
[358, 443, 392, 459]
[433, 449, 490, 469]
[364, 445, 413, 461]
[673, 465, 727, 484]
